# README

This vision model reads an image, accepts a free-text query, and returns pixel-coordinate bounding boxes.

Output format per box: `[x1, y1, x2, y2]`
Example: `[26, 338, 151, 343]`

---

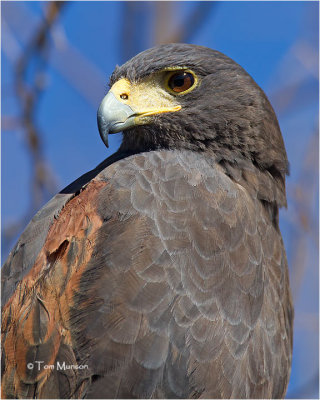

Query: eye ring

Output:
[166, 70, 197, 95]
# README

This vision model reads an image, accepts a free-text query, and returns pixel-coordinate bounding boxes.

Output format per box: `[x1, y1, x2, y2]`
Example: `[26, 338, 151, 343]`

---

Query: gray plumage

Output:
[2, 44, 293, 399]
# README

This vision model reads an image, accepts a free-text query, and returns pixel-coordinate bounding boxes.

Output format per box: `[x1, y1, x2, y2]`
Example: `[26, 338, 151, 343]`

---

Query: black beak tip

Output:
[97, 113, 109, 148]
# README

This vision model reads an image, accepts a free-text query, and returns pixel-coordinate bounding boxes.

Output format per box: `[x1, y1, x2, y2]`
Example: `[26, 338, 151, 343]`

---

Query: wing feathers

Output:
[2, 150, 293, 399]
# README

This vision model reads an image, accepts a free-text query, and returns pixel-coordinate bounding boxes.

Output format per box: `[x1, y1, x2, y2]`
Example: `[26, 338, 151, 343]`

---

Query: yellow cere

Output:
[109, 74, 182, 123]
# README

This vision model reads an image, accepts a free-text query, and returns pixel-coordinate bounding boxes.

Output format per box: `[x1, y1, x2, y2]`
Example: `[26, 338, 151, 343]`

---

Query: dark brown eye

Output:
[168, 72, 195, 93]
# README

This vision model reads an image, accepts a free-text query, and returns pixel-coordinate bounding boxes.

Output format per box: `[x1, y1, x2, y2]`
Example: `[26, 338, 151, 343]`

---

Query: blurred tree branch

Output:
[120, 2, 218, 61]
[3, 1, 107, 107]
[154, 1, 218, 44]
[288, 130, 318, 301]
[268, 31, 319, 305]
[3, 1, 66, 252]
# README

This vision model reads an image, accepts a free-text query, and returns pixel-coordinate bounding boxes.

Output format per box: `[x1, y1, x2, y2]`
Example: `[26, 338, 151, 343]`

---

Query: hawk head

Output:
[98, 43, 289, 209]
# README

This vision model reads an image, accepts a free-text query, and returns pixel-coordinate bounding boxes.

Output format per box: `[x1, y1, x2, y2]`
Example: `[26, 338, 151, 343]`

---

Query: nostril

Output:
[120, 93, 128, 100]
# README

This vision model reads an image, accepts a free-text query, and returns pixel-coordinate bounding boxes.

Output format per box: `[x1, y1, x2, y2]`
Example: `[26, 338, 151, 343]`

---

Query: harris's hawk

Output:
[2, 44, 293, 399]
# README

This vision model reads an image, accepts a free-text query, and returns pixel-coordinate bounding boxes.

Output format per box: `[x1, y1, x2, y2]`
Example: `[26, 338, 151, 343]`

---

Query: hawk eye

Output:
[168, 72, 195, 93]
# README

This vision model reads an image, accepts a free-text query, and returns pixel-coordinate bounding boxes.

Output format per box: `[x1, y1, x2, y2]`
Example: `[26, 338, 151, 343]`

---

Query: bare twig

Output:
[153, 2, 218, 44]
[3, 2, 66, 252]
[289, 131, 319, 301]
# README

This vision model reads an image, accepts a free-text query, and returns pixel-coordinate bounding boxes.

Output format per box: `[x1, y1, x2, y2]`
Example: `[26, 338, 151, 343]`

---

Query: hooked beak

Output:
[97, 92, 136, 148]
[97, 78, 182, 148]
